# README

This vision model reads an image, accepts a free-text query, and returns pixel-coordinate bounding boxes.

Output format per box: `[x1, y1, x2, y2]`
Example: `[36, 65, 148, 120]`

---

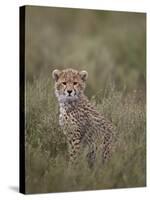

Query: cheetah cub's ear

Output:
[52, 69, 61, 81]
[79, 70, 88, 81]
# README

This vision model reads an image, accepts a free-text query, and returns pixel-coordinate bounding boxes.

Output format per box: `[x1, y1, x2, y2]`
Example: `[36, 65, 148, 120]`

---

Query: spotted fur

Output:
[52, 68, 116, 166]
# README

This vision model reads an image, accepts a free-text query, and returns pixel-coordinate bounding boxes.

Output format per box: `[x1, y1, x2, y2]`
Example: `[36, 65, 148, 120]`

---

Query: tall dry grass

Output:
[24, 6, 146, 193]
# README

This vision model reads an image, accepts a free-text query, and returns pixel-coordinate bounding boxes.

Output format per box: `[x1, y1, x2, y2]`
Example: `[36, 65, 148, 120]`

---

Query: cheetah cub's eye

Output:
[73, 82, 77, 85]
[62, 82, 66, 85]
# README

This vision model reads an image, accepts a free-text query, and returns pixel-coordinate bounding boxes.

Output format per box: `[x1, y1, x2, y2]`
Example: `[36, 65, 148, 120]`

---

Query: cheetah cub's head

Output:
[52, 68, 88, 103]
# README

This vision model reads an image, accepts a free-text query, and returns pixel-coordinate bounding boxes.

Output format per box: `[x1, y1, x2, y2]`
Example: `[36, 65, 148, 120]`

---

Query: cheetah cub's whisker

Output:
[52, 68, 116, 167]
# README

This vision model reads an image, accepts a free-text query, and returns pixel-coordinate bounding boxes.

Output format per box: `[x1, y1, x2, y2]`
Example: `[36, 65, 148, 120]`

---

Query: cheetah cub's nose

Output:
[67, 90, 72, 96]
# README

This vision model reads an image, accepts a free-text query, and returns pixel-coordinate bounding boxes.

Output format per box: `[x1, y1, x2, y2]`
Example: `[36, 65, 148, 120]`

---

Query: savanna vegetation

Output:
[24, 6, 146, 193]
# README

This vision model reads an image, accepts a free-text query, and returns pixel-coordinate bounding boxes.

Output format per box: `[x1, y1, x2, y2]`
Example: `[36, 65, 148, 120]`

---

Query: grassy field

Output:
[24, 6, 146, 193]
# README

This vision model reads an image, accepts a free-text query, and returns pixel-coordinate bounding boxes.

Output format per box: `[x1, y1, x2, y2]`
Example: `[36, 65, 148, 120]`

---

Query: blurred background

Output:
[24, 6, 146, 193]
[25, 6, 146, 95]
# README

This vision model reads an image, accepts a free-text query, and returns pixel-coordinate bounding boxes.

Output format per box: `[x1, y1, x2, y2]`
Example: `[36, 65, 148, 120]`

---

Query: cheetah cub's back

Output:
[52, 68, 116, 166]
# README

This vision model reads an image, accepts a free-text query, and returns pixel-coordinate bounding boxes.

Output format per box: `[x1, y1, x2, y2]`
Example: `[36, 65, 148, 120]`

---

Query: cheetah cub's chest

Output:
[59, 104, 77, 135]
[59, 106, 66, 127]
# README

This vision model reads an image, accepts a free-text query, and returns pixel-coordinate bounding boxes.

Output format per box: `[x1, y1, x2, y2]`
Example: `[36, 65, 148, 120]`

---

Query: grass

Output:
[24, 6, 146, 194]
[25, 75, 146, 193]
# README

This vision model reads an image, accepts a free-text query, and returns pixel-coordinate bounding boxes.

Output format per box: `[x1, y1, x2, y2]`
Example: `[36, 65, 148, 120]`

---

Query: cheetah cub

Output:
[52, 68, 116, 166]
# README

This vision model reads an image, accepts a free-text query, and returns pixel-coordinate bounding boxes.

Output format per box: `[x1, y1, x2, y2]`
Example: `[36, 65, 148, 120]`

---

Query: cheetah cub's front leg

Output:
[67, 132, 82, 165]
